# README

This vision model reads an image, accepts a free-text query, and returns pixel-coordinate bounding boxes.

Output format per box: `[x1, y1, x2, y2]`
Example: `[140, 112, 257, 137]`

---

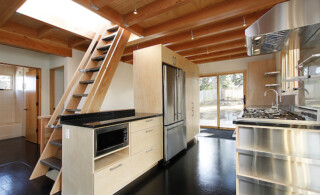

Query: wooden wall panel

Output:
[133, 45, 163, 113]
[247, 59, 277, 107]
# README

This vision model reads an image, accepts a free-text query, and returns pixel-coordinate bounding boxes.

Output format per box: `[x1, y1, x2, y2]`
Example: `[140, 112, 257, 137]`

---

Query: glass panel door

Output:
[199, 76, 218, 127]
[219, 73, 244, 128]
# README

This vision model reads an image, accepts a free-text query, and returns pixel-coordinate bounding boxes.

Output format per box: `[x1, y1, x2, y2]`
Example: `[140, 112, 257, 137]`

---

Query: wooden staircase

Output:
[29, 23, 131, 195]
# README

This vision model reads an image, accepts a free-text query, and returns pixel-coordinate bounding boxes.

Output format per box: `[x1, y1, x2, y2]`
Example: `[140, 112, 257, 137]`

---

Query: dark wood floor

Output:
[0, 135, 236, 195]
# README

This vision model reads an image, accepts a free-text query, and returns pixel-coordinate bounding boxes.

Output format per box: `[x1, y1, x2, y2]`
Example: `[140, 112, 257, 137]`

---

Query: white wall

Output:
[0, 44, 134, 117]
[198, 54, 274, 75]
[0, 44, 51, 116]
[100, 62, 134, 111]
[50, 50, 134, 112]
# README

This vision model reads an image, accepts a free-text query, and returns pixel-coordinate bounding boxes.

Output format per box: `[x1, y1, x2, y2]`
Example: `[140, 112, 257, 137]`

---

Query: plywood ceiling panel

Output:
[138, 0, 226, 28]
[105, 0, 156, 15]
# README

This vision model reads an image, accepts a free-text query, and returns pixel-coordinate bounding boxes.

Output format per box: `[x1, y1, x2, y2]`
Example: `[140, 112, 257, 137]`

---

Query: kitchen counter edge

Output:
[61, 112, 163, 128]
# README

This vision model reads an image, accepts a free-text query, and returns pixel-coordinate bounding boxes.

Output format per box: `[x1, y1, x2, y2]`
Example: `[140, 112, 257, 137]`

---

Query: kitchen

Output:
[0, 0, 320, 194]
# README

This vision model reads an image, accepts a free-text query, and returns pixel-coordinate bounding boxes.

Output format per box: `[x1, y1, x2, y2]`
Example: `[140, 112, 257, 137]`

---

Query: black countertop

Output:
[233, 118, 320, 130]
[60, 109, 162, 128]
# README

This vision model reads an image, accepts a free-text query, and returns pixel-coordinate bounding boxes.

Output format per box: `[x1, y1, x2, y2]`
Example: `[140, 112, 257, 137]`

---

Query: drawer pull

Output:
[146, 129, 153, 133]
[146, 148, 153, 153]
[110, 163, 122, 171]
[145, 119, 153, 123]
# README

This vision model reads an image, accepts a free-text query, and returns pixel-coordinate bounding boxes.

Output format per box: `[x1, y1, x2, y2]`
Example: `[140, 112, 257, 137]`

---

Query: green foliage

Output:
[199, 77, 213, 90]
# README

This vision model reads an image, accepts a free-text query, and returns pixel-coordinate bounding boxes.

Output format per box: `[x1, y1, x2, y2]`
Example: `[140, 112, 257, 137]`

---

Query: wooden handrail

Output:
[46, 23, 109, 128]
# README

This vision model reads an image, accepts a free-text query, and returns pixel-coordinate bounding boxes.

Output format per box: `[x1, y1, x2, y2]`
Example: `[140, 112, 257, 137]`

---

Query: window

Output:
[0, 75, 13, 90]
[200, 72, 245, 129]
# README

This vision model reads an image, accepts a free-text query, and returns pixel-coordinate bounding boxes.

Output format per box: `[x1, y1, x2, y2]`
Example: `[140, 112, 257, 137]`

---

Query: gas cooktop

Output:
[242, 108, 305, 120]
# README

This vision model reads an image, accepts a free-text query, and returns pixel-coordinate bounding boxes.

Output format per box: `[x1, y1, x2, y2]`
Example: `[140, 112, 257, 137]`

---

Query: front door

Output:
[25, 69, 38, 143]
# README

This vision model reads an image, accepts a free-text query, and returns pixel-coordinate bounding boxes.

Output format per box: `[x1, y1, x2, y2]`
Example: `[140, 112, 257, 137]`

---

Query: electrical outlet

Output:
[66, 129, 70, 139]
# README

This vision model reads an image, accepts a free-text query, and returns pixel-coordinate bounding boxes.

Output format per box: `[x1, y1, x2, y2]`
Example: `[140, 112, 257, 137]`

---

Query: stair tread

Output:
[102, 33, 116, 41]
[92, 54, 106, 61]
[65, 108, 81, 112]
[50, 139, 62, 147]
[84, 67, 100, 72]
[80, 79, 94, 84]
[107, 25, 119, 32]
[40, 157, 62, 171]
[73, 94, 88, 97]
[97, 44, 111, 51]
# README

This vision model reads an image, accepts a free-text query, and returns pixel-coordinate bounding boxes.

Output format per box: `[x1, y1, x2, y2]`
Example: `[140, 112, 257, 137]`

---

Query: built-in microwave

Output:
[94, 123, 129, 157]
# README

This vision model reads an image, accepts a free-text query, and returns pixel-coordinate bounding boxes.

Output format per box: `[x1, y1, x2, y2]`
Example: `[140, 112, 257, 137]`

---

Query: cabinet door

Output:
[132, 143, 162, 178]
[94, 158, 131, 195]
[184, 62, 194, 142]
[131, 125, 162, 155]
[162, 46, 183, 68]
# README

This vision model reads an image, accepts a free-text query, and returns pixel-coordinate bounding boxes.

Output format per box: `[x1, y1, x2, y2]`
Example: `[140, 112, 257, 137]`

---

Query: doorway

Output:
[50, 66, 64, 114]
[199, 71, 246, 130]
[0, 63, 41, 143]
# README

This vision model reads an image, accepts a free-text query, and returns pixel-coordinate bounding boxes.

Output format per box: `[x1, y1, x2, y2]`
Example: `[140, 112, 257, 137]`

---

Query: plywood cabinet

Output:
[62, 116, 163, 195]
[133, 45, 200, 142]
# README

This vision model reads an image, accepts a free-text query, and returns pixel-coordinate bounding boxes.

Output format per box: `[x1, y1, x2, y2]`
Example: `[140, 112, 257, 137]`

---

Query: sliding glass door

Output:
[200, 72, 245, 129]
[199, 76, 218, 127]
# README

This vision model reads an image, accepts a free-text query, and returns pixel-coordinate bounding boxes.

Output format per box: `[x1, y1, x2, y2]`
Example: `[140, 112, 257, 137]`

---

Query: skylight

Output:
[17, 0, 108, 38]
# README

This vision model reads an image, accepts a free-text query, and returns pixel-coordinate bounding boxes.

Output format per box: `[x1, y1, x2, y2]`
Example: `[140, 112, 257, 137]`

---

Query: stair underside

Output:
[50, 139, 62, 148]
[92, 55, 106, 61]
[65, 109, 81, 112]
[73, 94, 88, 97]
[40, 157, 62, 171]
[80, 79, 94, 84]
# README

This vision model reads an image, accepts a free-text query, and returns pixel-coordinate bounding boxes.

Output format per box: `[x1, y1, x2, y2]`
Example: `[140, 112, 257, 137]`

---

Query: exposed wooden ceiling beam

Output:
[194, 52, 248, 64]
[121, 55, 133, 63]
[37, 25, 56, 39]
[144, 0, 286, 37]
[127, 10, 264, 47]
[124, 0, 194, 26]
[2, 21, 68, 47]
[0, 29, 72, 57]
[1, 20, 37, 37]
[123, 29, 244, 56]
[91, 0, 110, 9]
[68, 37, 89, 48]
[123, 11, 262, 56]
[74, 44, 89, 52]
[0, 0, 26, 26]
[167, 29, 244, 52]
[73, 0, 144, 36]
[178, 39, 246, 57]
[188, 47, 247, 61]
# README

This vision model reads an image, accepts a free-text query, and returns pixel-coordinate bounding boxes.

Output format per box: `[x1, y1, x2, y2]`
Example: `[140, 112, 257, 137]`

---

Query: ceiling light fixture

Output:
[254, 36, 262, 40]
[133, 0, 138, 15]
[243, 16, 246, 27]
[191, 30, 194, 40]
[133, 8, 138, 15]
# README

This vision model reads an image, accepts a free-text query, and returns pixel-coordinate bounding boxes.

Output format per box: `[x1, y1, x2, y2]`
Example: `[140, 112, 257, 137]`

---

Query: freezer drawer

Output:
[164, 123, 187, 161]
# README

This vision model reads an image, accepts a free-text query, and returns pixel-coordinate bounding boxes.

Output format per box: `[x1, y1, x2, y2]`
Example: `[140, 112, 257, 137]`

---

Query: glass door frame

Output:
[200, 70, 247, 130]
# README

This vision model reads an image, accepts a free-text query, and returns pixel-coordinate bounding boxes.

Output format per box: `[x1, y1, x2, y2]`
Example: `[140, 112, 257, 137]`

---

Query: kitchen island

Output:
[60, 109, 163, 195]
[234, 118, 320, 195]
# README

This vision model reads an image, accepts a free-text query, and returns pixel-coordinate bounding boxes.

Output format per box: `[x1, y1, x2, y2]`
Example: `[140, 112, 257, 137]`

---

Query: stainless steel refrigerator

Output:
[163, 64, 186, 162]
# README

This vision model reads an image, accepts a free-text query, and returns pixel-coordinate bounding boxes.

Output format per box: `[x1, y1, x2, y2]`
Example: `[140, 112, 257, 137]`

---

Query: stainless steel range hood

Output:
[246, 0, 320, 56]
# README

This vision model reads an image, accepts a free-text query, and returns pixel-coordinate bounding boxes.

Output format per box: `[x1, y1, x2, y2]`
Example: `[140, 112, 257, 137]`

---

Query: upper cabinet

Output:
[133, 45, 200, 142]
